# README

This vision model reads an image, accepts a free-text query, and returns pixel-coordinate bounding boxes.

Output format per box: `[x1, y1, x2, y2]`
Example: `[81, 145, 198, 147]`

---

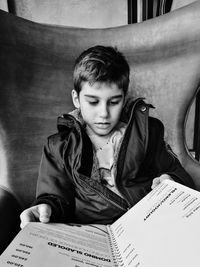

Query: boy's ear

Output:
[71, 89, 80, 109]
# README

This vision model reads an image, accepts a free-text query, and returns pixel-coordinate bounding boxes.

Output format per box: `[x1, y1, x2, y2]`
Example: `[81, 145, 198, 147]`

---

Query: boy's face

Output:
[72, 82, 125, 136]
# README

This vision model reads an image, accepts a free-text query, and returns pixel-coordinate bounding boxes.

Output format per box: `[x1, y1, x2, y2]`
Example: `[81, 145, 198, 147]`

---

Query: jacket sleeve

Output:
[149, 118, 195, 189]
[33, 134, 76, 223]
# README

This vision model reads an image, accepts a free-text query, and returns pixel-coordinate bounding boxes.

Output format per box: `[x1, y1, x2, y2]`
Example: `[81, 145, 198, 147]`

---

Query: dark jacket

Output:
[34, 98, 194, 224]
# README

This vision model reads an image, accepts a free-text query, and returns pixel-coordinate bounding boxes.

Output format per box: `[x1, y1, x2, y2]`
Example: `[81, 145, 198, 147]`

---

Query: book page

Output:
[110, 180, 200, 267]
[0, 222, 116, 267]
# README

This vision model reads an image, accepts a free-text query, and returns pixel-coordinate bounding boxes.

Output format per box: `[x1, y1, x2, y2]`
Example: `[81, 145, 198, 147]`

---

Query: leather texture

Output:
[5, 0, 127, 28]
[0, 187, 21, 254]
[0, 0, 200, 252]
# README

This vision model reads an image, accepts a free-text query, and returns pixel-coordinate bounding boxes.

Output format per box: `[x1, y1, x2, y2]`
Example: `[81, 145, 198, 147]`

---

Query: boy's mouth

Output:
[95, 122, 110, 129]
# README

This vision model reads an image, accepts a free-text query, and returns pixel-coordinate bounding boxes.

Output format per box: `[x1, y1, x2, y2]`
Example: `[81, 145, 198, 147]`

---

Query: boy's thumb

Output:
[38, 204, 51, 223]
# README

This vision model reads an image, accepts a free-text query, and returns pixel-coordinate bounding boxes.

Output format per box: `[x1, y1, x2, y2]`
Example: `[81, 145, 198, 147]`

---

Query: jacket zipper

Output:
[114, 98, 145, 204]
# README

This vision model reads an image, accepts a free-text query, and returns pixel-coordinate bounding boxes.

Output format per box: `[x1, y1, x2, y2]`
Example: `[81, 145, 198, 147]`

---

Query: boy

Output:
[20, 45, 194, 228]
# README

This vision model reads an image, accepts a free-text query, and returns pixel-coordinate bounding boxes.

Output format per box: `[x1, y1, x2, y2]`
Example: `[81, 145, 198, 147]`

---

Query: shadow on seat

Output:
[0, 1, 200, 253]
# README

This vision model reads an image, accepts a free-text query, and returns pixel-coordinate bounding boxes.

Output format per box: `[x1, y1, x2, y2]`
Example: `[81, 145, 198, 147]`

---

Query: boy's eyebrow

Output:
[84, 94, 123, 99]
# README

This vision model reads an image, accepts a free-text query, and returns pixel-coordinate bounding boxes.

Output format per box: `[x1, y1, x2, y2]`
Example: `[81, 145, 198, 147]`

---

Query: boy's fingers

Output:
[20, 220, 30, 229]
[20, 204, 52, 229]
[20, 208, 37, 229]
[151, 174, 173, 190]
[38, 204, 51, 223]
[151, 177, 160, 189]
[160, 174, 172, 181]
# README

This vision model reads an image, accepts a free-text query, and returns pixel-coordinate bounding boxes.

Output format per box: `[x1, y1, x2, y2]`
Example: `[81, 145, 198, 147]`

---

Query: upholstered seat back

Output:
[0, 1, 200, 208]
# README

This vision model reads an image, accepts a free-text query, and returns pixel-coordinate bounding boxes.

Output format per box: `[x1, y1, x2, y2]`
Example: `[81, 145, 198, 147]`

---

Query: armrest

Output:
[0, 186, 22, 254]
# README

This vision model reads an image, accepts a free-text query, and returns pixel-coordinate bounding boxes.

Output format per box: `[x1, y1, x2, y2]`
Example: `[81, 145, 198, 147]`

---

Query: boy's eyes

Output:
[88, 101, 98, 105]
[109, 101, 120, 105]
[88, 100, 120, 106]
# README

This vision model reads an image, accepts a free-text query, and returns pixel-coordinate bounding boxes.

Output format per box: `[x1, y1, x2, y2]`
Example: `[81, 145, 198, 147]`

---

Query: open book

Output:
[1, 180, 200, 267]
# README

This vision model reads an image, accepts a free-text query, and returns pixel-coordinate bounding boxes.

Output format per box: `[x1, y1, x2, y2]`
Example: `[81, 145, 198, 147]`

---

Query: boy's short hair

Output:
[73, 45, 130, 95]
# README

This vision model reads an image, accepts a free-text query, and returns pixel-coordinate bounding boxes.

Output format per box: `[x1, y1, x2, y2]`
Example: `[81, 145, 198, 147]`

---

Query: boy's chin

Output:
[90, 127, 113, 136]
[94, 129, 112, 136]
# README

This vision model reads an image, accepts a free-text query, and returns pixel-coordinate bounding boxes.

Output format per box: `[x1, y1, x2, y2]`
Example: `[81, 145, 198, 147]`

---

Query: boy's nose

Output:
[99, 103, 109, 118]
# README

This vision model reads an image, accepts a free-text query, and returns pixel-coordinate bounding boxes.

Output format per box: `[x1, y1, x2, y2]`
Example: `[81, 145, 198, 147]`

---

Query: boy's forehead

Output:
[81, 81, 124, 97]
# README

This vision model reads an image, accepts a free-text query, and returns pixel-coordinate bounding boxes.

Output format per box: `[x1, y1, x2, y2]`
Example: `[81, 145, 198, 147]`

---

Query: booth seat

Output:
[0, 1, 200, 253]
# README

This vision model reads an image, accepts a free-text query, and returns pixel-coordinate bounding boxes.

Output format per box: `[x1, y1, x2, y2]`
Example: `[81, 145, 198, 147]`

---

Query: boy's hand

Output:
[20, 203, 52, 229]
[151, 174, 173, 190]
